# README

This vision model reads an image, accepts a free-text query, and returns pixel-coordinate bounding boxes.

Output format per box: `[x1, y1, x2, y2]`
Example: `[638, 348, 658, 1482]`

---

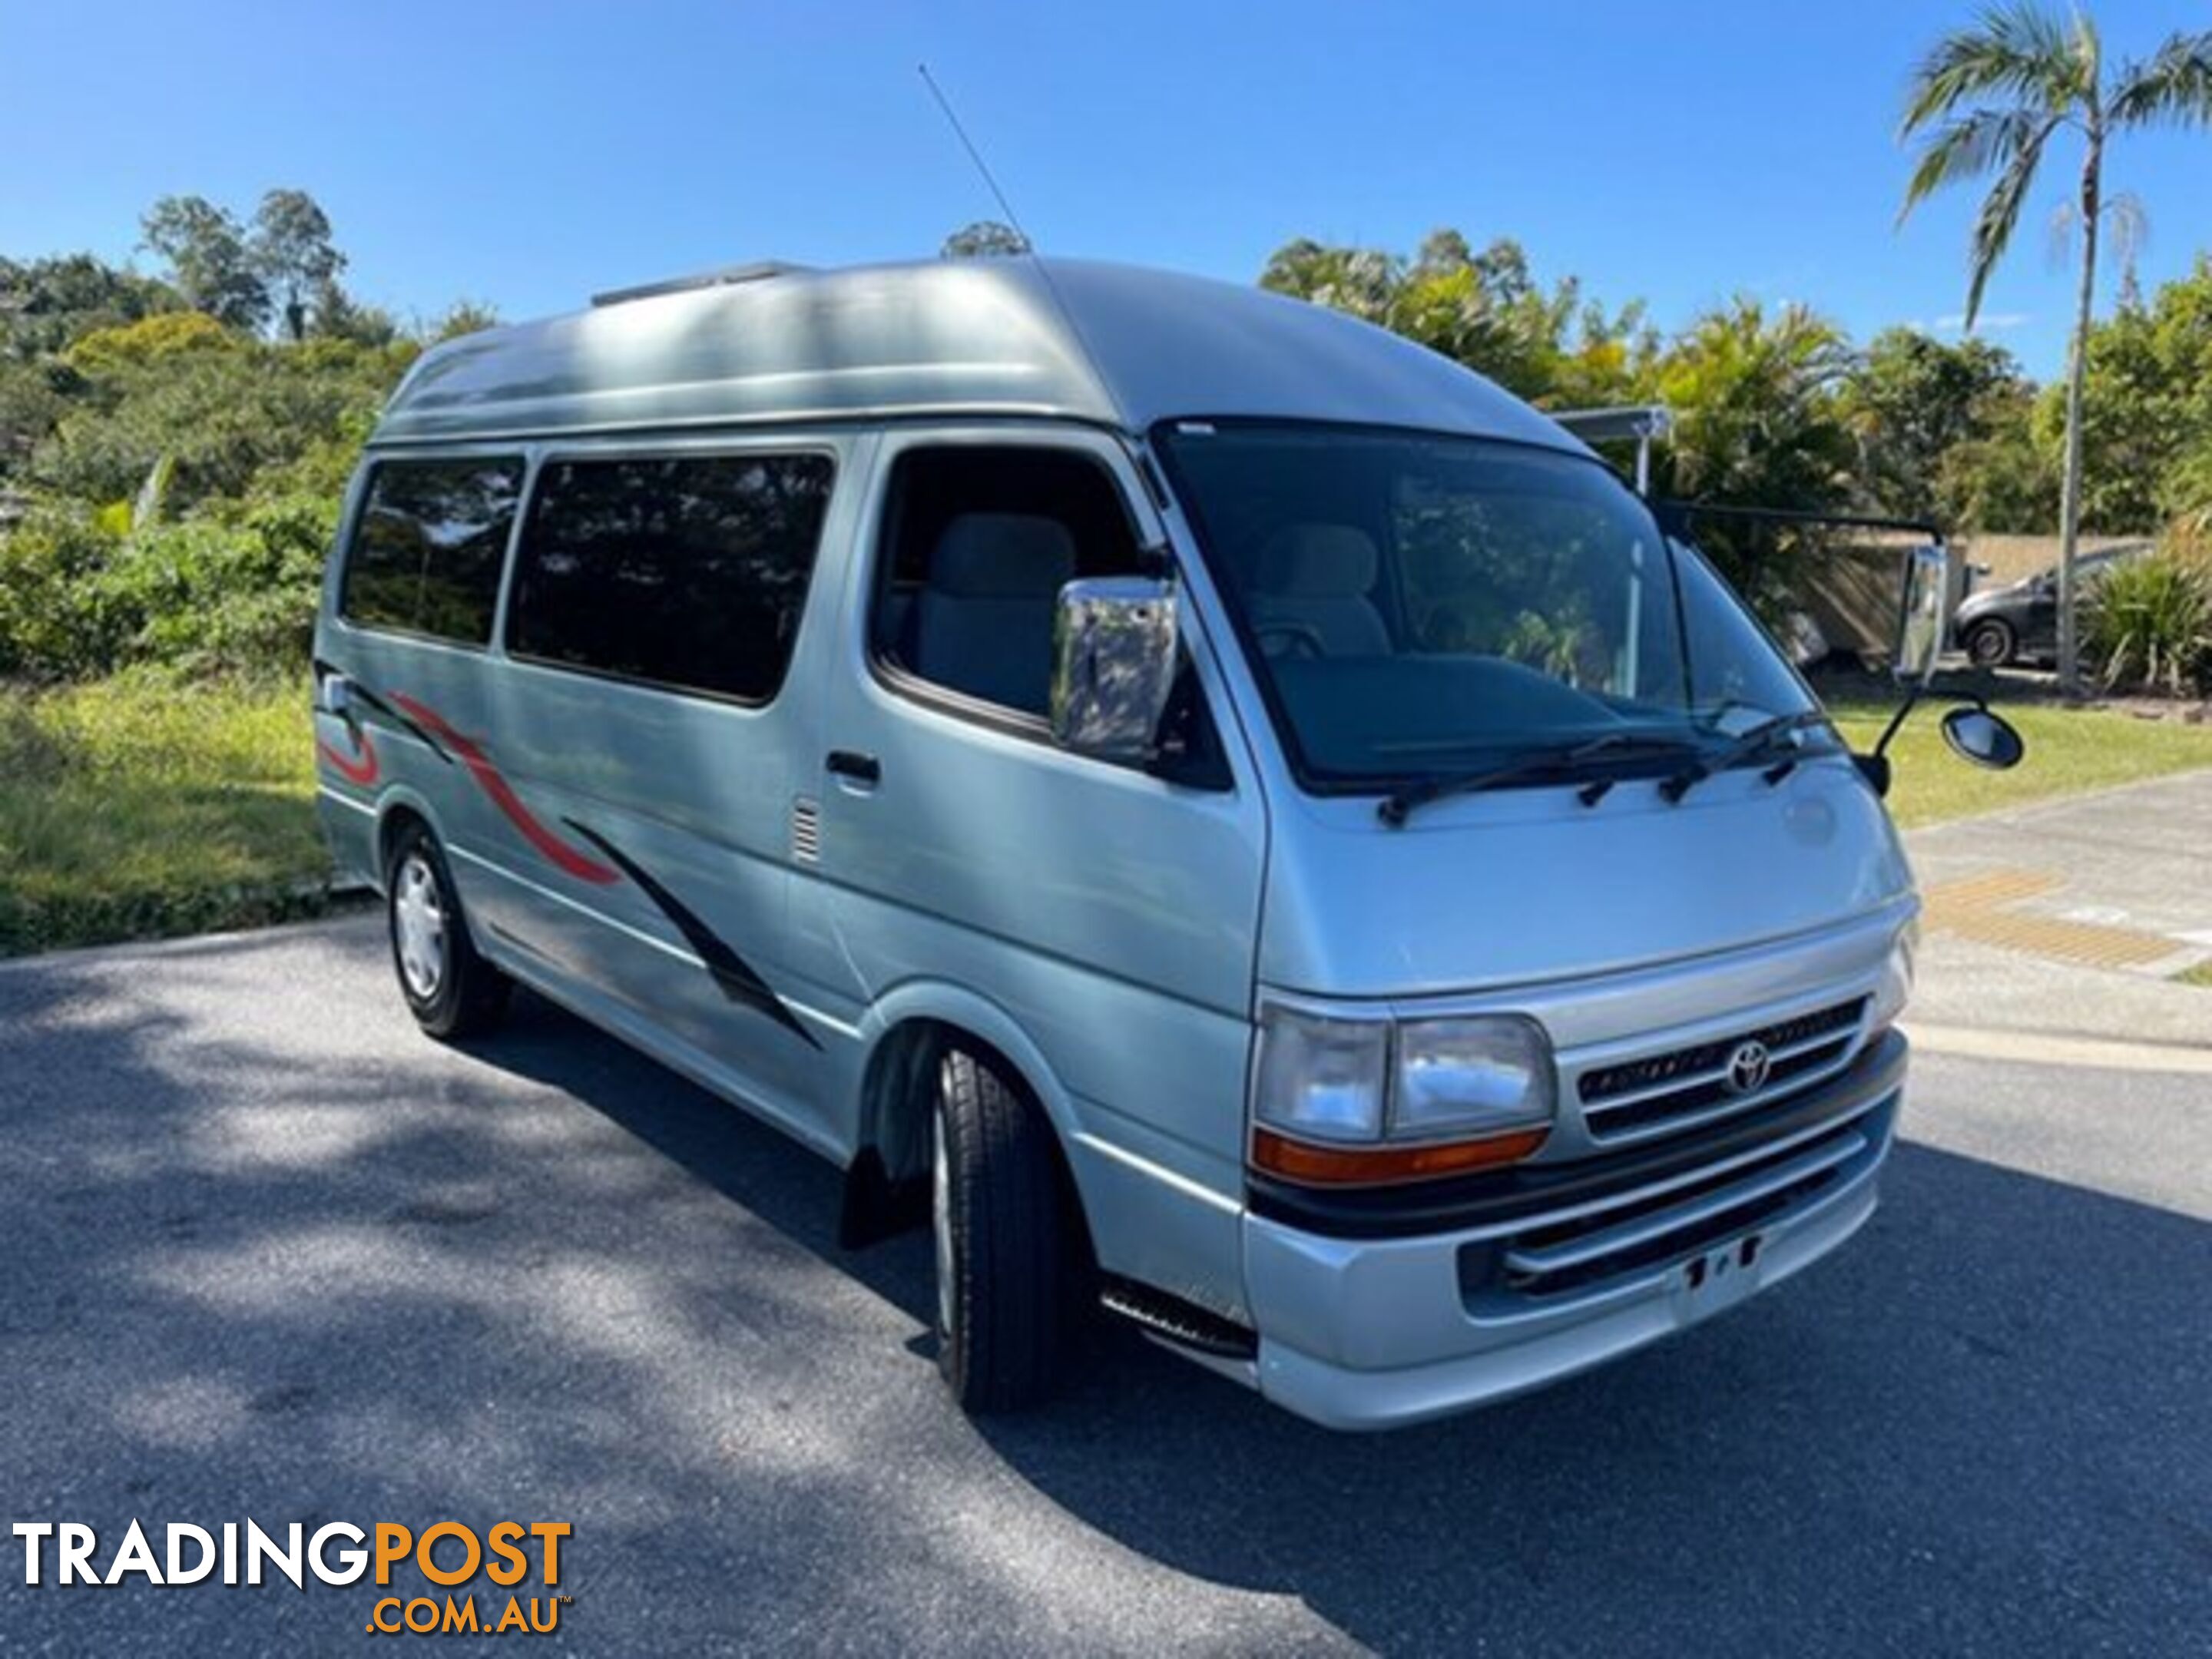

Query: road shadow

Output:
[2, 926, 2206, 1655]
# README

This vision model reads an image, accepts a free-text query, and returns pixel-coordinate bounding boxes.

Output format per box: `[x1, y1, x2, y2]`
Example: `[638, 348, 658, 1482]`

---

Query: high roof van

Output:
[312, 258, 2016, 1429]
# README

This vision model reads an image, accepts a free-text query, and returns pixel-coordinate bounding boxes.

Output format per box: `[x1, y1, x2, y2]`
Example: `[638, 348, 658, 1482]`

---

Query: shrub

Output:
[31, 333, 404, 511]
[0, 506, 127, 678]
[94, 492, 336, 677]
[2085, 544, 2212, 697]
[0, 488, 335, 681]
[61, 311, 240, 376]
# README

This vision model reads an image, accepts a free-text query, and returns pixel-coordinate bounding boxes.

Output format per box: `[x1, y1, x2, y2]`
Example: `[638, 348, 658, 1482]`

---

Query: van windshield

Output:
[1154, 421, 1817, 789]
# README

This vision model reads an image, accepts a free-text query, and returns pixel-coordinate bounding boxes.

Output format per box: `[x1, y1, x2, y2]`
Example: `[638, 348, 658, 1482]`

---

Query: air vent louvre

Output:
[790, 796, 822, 864]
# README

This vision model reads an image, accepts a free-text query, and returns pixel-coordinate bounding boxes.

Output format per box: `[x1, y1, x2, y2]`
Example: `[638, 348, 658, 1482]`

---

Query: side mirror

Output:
[1893, 544, 1948, 684]
[1050, 577, 1178, 763]
[1940, 704, 2025, 770]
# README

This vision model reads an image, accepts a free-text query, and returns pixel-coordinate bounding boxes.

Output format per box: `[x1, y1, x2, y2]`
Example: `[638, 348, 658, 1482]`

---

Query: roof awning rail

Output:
[1550, 405, 1674, 492]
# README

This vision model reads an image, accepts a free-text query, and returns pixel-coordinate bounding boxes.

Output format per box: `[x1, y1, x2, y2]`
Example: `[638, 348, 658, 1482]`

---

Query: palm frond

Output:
[1962, 117, 2055, 329]
[2070, 7, 2103, 104]
[1900, 2, 2078, 134]
[2110, 31, 2212, 127]
[1899, 107, 2048, 217]
[2044, 190, 2147, 274]
[2104, 190, 2149, 271]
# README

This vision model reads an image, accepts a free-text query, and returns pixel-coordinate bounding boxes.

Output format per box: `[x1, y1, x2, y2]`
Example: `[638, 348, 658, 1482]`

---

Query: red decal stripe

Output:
[317, 729, 380, 786]
[389, 693, 619, 886]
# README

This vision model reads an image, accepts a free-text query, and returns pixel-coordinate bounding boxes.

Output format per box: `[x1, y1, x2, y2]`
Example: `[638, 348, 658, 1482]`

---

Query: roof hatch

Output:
[589, 261, 813, 308]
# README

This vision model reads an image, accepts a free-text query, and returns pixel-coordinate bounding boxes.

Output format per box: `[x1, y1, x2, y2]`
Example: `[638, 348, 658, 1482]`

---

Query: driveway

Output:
[2, 919, 2207, 1656]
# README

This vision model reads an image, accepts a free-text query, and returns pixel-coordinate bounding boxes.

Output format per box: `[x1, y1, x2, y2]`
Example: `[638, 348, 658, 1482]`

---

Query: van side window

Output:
[508, 452, 835, 704]
[339, 457, 523, 644]
[872, 446, 1148, 720]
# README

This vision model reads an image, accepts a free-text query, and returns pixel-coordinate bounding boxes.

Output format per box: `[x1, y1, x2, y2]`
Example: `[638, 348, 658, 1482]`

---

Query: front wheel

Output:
[386, 822, 511, 1040]
[932, 1048, 1075, 1413]
[1964, 618, 2016, 669]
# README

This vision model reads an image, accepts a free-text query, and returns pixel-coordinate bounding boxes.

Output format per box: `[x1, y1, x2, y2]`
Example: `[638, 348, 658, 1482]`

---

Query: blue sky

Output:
[2, 1, 2206, 378]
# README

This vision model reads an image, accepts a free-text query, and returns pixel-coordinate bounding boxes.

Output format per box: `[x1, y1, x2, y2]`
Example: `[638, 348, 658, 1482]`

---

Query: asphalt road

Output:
[2, 917, 2207, 1656]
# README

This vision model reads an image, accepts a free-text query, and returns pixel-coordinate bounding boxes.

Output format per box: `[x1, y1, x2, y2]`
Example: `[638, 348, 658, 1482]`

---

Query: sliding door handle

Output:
[826, 750, 881, 789]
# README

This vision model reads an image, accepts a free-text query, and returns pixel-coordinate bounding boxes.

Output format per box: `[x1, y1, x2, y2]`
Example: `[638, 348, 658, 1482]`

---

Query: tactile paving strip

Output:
[1921, 868, 2181, 970]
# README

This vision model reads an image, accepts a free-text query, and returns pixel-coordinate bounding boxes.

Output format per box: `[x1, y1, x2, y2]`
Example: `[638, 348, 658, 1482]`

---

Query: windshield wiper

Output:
[1378, 733, 1701, 827]
[1659, 710, 1837, 803]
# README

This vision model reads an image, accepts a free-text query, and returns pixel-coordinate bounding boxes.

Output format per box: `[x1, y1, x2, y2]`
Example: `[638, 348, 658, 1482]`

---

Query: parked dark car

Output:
[1952, 544, 2151, 667]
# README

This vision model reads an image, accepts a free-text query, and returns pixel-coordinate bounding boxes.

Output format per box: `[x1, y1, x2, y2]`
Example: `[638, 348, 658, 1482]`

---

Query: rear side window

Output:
[339, 457, 522, 644]
[508, 452, 835, 704]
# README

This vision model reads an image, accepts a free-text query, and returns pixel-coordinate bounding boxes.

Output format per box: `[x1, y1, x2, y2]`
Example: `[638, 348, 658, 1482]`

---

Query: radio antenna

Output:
[918, 61, 1035, 253]
[914, 63, 1138, 439]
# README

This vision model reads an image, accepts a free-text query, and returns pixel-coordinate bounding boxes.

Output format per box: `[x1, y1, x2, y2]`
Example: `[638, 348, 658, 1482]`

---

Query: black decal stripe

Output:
[561, 820, 822, 1049]
[349, 684, 454, 765]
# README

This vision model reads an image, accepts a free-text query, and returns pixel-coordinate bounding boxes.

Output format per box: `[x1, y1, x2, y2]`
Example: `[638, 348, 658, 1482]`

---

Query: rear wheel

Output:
[385, 821, 511, 1039]
[1965, 618, 2016, 669]
[932, 1048, 1075, 1413]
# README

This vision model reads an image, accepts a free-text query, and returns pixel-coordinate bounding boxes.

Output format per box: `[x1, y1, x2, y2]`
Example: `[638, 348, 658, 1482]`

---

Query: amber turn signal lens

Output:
[1250, 1125, 1549, 1187]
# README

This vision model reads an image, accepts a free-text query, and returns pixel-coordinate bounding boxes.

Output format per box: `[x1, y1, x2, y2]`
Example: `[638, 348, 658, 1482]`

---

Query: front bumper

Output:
[1242, 1031, 1906, 1430]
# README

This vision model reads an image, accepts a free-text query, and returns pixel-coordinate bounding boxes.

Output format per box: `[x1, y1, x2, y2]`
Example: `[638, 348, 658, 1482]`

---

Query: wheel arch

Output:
[371, 786, 445, 892]
[839, 982, 1094, 1251]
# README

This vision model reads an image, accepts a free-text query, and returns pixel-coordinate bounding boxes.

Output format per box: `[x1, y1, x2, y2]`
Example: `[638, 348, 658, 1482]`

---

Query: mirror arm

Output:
[1856, 689, 2003, 795]
[1870, 683, 1924, 763]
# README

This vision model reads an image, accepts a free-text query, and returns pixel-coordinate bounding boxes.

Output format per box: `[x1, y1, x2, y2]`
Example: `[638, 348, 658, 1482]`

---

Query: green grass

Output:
[0, 674, 338, 956]
[1826, 697, 2212, 829]
[2174, 960, 2212, 989]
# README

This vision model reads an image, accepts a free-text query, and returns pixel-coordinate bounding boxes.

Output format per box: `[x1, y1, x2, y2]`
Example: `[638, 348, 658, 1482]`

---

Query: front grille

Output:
[1576, 997, 1866, 1141]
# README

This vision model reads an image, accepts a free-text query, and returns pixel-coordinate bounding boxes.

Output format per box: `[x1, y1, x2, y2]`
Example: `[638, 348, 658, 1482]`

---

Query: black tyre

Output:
[932, 1048, 1074, 1412]
[385, 820, 512, 1040]
[1964, 618, 2016, 669]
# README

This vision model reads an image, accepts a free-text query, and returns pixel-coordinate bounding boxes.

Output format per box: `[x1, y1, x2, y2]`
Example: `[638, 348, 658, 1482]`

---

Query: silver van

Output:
[313, 258, 2015, 1429]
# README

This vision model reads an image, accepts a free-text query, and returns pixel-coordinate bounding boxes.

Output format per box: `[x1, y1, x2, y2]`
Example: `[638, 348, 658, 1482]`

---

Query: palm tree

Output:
[1899, 6, 2212, 694]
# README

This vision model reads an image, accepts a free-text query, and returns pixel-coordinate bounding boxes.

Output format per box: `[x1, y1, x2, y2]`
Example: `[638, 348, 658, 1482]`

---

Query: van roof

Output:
[372, 257, 1584, 452]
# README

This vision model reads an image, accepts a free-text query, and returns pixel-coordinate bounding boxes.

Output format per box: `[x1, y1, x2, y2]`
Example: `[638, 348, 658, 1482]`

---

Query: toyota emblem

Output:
[1724, 1039, 1772, 1095]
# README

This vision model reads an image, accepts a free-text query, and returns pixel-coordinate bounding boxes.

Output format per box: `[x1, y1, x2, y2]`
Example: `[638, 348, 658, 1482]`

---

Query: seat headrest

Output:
[929, 514, 1078, 598]
[1256, 525, 1379, 597]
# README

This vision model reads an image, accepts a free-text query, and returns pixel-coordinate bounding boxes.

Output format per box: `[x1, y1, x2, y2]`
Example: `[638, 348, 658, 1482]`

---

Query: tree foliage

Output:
[1842, 328, 2034, 524]
[140, 188, 376, 343]
[2054, 253, 2212, 531]
[941, 220, 1031, 259]
[1897, 4, 2212, 687]
[251, 189, 348, 343]
[1261, 220, 2212, 558]
[140, 196, 269, 333]
[0, 253, 177, 361]
[1644, 300, 1859, 608]
[1258, 230, 1651, 407]
[1260, 231, 1859, 606]
[0, 197, 488, 681]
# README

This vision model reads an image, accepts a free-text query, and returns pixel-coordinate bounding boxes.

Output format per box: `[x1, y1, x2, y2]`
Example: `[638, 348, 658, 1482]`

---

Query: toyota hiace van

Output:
[313, 259, 2015, 1428]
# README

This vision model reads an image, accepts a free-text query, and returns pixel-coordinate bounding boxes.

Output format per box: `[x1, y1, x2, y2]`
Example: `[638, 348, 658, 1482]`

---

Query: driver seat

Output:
[1249, 525, 1389, 656]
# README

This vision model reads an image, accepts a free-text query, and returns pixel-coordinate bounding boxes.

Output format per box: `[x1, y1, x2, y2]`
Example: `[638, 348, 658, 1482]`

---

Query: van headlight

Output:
[1252, 1007, 1555, 1186]
[1394, 1016, 1556, 1137]
[1866, 927, 1918, 1035]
